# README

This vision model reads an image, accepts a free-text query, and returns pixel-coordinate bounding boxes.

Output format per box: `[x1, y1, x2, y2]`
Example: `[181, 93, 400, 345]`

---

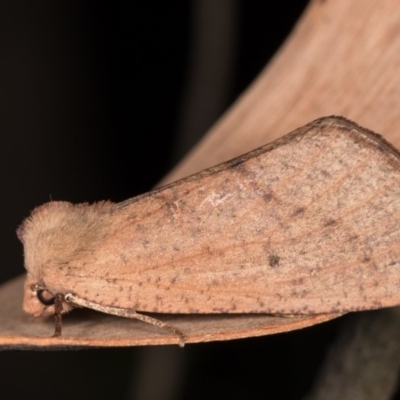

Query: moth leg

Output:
[53, 293, 64, 337]
[64, 293, 186, 347]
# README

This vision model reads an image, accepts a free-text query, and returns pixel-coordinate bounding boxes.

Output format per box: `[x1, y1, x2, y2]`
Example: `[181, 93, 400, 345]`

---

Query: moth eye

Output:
[37, 289, 55, 306]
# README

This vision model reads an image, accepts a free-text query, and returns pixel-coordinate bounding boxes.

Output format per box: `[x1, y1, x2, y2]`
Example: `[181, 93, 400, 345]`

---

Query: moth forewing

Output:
[19, 116, 400, 340]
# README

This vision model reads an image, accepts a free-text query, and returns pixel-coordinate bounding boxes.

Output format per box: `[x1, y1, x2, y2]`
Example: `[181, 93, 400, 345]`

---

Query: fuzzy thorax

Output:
[18, 200, 113, 317]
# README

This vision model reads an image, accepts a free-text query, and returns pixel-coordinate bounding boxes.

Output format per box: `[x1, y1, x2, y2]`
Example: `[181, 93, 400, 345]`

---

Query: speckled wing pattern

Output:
[47, 117, 400, 315]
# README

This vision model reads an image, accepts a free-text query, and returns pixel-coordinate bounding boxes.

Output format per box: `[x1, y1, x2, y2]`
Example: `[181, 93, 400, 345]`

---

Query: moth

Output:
[18, 116, 400, 345]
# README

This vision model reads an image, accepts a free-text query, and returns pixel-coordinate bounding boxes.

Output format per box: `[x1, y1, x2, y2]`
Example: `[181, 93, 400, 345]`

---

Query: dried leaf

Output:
[0, 276, 339, 348]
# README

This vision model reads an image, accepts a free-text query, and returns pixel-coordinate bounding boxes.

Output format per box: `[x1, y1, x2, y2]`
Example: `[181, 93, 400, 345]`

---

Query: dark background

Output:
[0, 1, 360, 399]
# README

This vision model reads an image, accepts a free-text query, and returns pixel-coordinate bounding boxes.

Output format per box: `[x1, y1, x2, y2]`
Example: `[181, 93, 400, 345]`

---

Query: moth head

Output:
[22, 278, 73, 317]
[17, 201, 99, 316]
[18, 201, 109, 317]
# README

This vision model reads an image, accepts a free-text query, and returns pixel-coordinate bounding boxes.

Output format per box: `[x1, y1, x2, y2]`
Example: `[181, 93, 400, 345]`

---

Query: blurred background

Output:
[0, 1, 369, 399]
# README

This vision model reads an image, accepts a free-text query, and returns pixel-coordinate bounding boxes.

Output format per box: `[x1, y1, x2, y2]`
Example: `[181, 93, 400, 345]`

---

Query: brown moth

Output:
[17, 116, 400, 345]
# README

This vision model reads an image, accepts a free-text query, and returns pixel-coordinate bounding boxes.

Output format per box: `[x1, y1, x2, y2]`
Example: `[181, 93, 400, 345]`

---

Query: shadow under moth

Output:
[17, 116, 400, 346]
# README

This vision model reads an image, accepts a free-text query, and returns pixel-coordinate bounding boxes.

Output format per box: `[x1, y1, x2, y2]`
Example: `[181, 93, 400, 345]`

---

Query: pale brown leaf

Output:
[0, 276, 339, 348]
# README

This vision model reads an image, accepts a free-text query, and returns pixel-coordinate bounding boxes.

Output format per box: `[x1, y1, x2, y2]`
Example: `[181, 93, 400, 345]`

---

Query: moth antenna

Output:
[64, 293, 186, 347]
